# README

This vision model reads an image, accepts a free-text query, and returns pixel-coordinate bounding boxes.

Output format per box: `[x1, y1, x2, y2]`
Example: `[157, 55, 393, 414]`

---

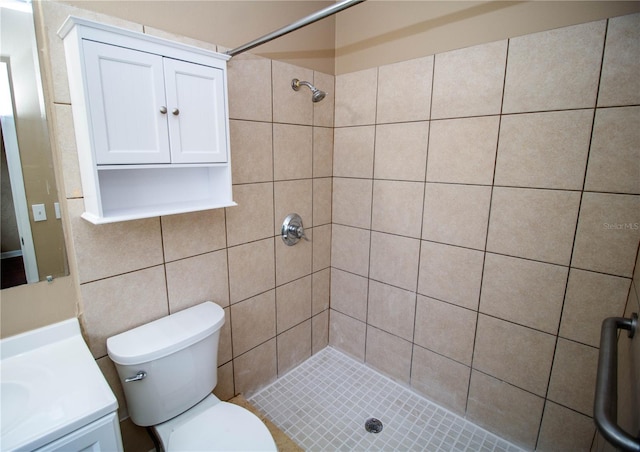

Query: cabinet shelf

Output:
[84, 165, 235, 225]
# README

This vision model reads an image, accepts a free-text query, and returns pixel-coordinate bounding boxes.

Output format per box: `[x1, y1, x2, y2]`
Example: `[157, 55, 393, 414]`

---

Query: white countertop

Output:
[0, 318, 118, 451]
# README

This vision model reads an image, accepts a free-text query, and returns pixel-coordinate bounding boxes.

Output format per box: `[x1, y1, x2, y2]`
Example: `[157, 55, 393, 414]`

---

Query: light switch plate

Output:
[32, 203, 47, 222]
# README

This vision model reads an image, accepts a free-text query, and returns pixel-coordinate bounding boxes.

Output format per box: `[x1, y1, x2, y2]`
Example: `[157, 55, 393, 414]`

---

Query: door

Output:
[163, 58, 227, 164]
[83, 40, 171, 164]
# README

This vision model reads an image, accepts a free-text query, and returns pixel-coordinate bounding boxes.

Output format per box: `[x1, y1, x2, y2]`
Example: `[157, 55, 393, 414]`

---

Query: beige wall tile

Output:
[377, 56, 433, 123]
[275, 230, 312, 286]
[418, 241, 484, 310]
[503, 21, 606, 113]
[372, 180, 424, 238]
[365, 326, 412, 384]
[313, 72, 335, 128]
[547, 338, 598, 416]
[161, 209, 226, 262]
[480, 253, 567, 334]
[559, 269, 631, 347]
[422, 183, 491, 250]
[495, 110, 592, 190]
[227, 54, 272, 122]
[214, 361, 235, 401]
[585, 106, 640, 194]
[572, 193, 640, 277]
[473, 315, 556, 396]
[276, 276, 311, 333]
[598, 13, 640, 107]
[230, 290, 276, 357]
[277, 320, 312, 375]
[80, 265, 168, 358]
[313, 178, 332, 227]
[312, 224, 331, 271]
[273, 124, 313, 180]
[432, 40, 507, 119]
[331, 224, 370, 277]
[225, 183, 274, 247]
[229, 120, 273, 184]
[274, 179, 312, 235]
[312, 268, 330, 315]
[374, 122, 429, 182]
[411, 345, 470, 415]
[313, 126, 334, 178]
[68, 199, 164, 283]
[332, 178, 372, 229]
[218, 307, 232, 365]
[330, 268, 368, 322]
[329, 309, 366, 362]
[367, 280, 416, 342]
[426, 116, 499, 185]
[370, 232, 420, 291]
[38, 1, 74, 103]
[312, 310, 329, 354]
[414, 296, 476, 365]
[234, 338, 277, 396]
[467, 370, 545, 450]
[335, 68, 377, 127]
[53, 104, 82, 198]
[227, 238, 275, 303]
[272, 61, 313, 125]
[333, 126, 375, 178]
[486, 187, 581, 266]
[537, 401, 595, 452]
[166, 251, 229, 312]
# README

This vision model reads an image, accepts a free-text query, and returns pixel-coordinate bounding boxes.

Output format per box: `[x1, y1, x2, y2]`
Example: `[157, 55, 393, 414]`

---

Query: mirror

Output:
[0, 1, 68, 289]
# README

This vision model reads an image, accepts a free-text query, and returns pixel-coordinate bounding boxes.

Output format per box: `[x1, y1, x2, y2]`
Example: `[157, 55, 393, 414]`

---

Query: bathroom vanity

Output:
[0, 319, 122, 451]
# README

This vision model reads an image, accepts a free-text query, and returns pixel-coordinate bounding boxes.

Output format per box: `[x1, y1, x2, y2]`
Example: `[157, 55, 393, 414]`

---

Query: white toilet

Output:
[106, 301, 277, 451]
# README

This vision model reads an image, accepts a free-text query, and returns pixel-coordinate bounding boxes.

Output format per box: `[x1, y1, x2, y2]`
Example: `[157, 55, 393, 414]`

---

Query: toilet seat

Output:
[154, 395, 277, 451]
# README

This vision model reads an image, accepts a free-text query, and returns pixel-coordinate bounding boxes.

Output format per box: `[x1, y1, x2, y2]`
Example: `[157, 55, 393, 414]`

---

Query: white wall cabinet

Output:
[59, 17, 235, 224]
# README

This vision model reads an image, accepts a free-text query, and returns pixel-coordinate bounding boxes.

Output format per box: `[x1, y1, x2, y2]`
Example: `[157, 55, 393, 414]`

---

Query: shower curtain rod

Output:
[226, 0, 366, 57]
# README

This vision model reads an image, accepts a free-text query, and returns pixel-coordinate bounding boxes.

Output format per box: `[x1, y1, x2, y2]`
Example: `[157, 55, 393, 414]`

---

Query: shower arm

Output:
[226, 0, 366, 57]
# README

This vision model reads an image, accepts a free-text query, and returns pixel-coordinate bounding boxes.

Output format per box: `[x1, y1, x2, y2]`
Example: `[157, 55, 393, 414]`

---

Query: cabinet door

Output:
[83, 40, 171, 164]
[163, 58, 228, 163]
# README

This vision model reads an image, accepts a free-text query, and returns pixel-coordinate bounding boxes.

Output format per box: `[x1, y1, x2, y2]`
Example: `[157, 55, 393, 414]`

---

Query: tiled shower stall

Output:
[329, 14, 639, 451]
[35, 1, 639, 450]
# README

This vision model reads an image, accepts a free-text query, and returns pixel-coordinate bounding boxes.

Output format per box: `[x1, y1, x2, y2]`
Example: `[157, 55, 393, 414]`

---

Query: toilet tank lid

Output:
[106, 301, 224, 366]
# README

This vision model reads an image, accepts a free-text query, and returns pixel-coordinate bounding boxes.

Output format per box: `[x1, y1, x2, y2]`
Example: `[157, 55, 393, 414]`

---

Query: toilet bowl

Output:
[106, 302, 277, 451]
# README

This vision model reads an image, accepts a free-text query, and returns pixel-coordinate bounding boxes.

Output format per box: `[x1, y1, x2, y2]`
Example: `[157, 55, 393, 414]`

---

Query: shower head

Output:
[292, 78, 327, 103]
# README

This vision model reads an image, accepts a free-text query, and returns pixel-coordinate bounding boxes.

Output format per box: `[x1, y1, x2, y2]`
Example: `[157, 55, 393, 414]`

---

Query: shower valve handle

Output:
[290, 225, 309, 241]
[281, 213, 309, 246]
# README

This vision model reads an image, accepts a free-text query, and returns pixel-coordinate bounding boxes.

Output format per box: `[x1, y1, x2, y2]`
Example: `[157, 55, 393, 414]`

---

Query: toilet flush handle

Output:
[124, 370, 147, 383]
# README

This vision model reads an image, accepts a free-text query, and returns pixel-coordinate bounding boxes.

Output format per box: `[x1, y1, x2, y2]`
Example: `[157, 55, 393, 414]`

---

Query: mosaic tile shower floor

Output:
[249, 347, 524, 451]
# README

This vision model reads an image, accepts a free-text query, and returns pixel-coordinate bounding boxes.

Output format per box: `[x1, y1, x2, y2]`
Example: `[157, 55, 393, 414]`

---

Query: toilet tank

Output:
[106, 301, 225, 427]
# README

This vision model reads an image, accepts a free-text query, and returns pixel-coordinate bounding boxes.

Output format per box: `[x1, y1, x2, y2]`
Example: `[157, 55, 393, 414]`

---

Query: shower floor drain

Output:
[365, 418, 383, 433]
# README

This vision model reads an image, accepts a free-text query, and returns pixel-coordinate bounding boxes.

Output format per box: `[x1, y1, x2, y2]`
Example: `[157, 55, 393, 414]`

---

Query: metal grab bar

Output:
[594, 313, 640, 452]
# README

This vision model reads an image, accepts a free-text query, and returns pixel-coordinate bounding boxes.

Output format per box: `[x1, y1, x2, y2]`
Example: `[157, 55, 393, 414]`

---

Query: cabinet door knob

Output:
[172, 108, 180, 116]
[159, 106, 167, 114]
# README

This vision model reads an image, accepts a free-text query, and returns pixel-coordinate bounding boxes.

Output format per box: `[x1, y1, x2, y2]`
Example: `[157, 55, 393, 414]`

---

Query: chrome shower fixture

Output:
[291, 78, 326, 103]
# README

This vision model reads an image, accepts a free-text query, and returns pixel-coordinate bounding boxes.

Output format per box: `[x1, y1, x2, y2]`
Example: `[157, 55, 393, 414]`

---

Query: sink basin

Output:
[1, 381, 31, 434]
[0, 318, 119, 451]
